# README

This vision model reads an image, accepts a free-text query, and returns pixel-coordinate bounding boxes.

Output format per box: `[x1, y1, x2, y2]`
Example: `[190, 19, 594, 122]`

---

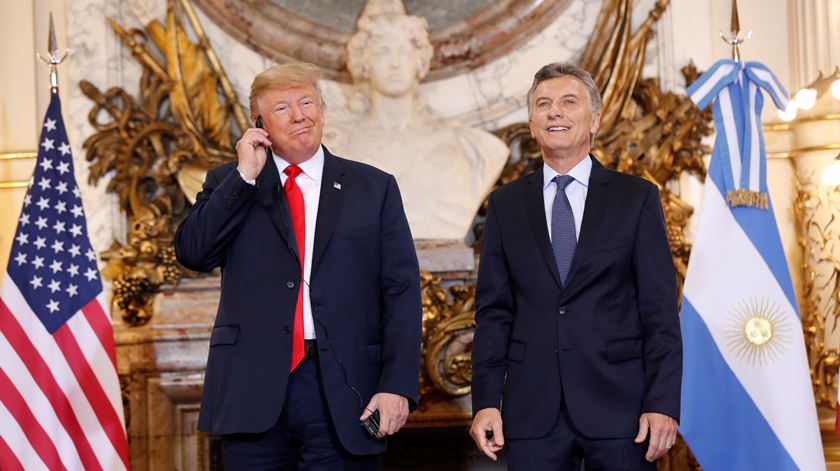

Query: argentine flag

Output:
[680, 60, 825, 470]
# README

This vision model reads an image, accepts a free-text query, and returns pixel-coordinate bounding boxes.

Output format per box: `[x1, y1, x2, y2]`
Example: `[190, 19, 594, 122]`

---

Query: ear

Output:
[590, 111, 602, 135]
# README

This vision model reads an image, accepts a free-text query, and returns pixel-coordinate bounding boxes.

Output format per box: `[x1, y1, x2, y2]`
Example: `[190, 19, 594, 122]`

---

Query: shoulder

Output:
[600, 166, 658, 195]
[329, 151, 394, 184]
[494, 169, 537, 196]
[450, 125, 509, 160]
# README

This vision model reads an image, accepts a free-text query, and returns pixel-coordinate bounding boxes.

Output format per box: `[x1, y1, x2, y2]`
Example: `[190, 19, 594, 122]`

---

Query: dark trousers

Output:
[506, 405, 655, 471]
[221, 357, 381, 471]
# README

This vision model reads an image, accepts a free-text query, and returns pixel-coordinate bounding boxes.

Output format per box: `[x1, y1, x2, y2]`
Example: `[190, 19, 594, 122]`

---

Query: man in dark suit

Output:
[469, 63, 682, 469]
[175, 62, 422, 470]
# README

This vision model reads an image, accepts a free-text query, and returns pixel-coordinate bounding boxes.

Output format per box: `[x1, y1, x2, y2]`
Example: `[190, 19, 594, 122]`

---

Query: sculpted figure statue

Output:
[323, 0, 509, 241]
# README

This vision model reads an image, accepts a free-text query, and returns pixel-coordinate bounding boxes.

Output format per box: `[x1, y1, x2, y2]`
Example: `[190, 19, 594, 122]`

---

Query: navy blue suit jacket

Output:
[471, 157, 682, 440]
[174, 147, 422, 455]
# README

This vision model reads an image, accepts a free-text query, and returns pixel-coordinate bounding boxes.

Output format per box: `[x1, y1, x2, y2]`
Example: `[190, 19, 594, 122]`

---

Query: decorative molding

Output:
[0, 181, 29, 189]
[191, 0, 574, 83]
[0, 151, 37, 160]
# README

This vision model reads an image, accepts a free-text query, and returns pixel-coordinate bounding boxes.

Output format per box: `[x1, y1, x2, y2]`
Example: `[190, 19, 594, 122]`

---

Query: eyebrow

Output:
[535, 93, 580, 103]
[270, 94, 314, 107]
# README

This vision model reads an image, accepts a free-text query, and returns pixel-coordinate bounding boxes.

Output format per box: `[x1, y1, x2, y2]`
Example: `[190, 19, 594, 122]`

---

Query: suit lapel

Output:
[525, 167, 562, 289]
[311, 148, 346, 275]
[564, 157, 611, 287]
[255, 157, 297, 260]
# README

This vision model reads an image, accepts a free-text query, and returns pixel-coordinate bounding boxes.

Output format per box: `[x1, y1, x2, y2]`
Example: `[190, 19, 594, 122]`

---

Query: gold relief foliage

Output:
[795, 175, 840, 409]
[419, 272, 476, 401]
[82, 0, 245, 325]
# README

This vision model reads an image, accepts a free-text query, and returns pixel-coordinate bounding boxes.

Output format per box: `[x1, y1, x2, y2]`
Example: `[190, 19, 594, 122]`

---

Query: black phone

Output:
[361, 409, 381, 439]
[254, 116, 272, 158]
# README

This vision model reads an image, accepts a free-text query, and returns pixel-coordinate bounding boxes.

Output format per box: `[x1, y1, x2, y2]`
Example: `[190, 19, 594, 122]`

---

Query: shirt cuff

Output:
[238, 170, 256, 186]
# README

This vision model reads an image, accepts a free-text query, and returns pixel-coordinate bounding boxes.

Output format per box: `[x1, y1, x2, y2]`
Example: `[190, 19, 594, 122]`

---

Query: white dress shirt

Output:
[273, 147, 324, 340]
[543, 155, 592, 242]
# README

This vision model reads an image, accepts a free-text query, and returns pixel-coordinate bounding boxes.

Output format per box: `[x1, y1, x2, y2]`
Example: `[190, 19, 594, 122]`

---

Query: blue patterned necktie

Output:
[551, 175, 577, 286]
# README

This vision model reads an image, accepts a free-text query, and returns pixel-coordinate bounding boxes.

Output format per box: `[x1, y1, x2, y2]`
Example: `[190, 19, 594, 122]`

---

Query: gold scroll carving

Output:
[82, 0, 246, 325]
[795, 177, 840, 411]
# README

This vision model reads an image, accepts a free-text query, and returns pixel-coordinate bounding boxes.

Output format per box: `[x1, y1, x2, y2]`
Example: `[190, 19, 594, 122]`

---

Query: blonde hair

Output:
[248, 63, 324, 119]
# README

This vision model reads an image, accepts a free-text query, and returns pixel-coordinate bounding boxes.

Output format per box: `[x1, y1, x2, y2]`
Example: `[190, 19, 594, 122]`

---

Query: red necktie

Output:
[283, 165, 306, 372]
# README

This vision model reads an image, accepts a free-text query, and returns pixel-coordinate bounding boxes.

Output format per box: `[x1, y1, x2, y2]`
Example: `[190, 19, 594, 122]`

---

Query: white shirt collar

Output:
[274, 145, 325, 183]
[542, 155, 592, 190]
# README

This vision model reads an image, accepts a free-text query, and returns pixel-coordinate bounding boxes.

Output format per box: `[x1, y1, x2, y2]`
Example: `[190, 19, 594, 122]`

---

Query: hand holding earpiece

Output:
[235, 119, 272, 181]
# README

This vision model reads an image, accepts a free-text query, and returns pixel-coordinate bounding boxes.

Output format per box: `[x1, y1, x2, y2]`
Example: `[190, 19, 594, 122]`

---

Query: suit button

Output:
[557, 307, 567, 315]
[554, 348, 559, 354]
[286, 281, 295, 289]
[282, 326, 291, 335]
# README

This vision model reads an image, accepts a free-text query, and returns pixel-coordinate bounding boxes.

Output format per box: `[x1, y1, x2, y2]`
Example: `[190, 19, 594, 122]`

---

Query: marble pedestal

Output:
[115, 240, 477, 470]
[115, 276, 219, 471]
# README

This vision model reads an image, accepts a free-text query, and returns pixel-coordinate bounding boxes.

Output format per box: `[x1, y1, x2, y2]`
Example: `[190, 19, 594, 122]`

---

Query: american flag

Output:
[0, 94, 129, 470]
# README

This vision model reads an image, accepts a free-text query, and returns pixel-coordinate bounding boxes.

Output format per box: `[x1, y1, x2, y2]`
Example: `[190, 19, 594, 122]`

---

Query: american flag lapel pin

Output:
[333, 181, 342, 190]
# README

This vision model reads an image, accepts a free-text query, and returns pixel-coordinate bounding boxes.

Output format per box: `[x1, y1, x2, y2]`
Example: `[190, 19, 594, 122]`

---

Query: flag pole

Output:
[36, 12, 69, 95]
[718, 0, 751, 62]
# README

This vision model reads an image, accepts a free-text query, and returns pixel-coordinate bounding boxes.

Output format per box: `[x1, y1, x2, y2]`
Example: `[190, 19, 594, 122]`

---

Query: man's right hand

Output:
[470, 408, 505, 461]
[235, 127, 272, 181]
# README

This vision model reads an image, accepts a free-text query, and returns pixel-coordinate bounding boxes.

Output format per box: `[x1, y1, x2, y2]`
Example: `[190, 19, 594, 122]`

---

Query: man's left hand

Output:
[634, 412, 677, 462]
[360, 392, 409, 437]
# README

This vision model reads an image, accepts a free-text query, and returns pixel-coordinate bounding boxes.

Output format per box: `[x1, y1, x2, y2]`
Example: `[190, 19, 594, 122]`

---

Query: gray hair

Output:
[526, 63, 602, 116]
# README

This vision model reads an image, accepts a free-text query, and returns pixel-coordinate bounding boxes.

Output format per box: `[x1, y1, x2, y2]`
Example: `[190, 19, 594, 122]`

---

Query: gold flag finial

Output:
[729, 0, 740, 36]
[719, 0, 750, 61]
[37, 12, 70, 94]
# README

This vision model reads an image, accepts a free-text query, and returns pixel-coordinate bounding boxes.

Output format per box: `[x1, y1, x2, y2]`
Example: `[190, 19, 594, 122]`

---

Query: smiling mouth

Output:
[547, 126, 570, 132]
[291, 126, 311, 136]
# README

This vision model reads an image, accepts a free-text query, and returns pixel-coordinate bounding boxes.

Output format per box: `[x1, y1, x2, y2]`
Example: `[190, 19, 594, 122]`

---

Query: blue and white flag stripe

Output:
[681, 300, 801, 470]
[680, 175, 824, 470]
[681, 60, 824, 471]
[688, 60, 788, 197]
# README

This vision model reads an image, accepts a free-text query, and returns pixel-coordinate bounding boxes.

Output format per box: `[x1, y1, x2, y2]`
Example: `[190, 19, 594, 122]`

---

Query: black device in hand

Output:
[254, 115, 273, 158]
[361, 410, 381, 439]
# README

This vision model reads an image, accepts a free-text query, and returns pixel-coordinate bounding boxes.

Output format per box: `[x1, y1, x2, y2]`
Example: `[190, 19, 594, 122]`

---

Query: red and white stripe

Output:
[0, 278, 129, 470]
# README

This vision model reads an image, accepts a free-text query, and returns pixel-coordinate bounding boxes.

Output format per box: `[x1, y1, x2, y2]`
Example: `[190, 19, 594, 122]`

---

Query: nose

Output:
[389, 50, 400, 68]
[549, 100, 565, 118]
[289, 104, 304, 122]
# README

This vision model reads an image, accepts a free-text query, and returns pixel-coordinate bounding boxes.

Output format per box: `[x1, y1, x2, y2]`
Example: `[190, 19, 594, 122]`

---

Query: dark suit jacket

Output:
[471, 157, 682, 440]
[174, 146, 422, 455]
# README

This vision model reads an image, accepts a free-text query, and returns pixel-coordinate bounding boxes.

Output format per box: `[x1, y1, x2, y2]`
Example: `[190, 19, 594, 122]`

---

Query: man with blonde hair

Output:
[176, 62, 422, 469]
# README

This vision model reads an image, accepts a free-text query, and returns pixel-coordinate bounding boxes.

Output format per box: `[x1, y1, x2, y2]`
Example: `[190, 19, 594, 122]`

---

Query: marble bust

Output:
[323, 0, 509, 241]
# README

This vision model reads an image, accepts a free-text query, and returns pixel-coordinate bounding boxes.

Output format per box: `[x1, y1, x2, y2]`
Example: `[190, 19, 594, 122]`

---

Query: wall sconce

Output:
[822, 153, 840, 186]
[778, 66, 840, 121]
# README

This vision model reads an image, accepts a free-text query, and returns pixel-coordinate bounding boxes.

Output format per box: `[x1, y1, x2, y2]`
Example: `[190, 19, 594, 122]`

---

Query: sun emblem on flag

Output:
[725, 297, 790, 366]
